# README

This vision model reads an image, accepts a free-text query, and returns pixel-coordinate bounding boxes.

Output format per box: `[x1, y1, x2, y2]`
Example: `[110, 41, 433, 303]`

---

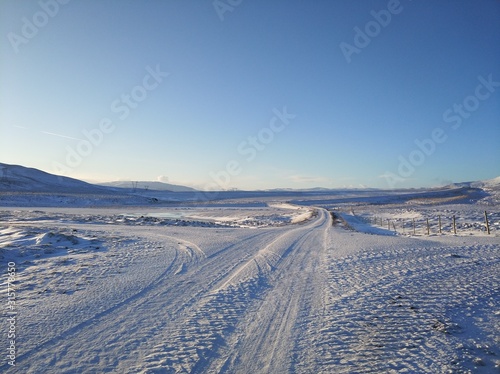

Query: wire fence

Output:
[356, 210, 497, 236]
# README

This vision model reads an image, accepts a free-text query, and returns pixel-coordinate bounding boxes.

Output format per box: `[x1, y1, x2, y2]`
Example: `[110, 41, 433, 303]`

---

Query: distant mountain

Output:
[0, 163, 197, 194]
[264, 187, 378, 192]
[265, 187, 332, 192]
[446, 176, 500, 205]
[474, 177, 500, 205]
[100, 180, 197, 192]
[447, 177, 499, 188]
[0, 163, 104, 193]
[476, 176, 500, 189]
[446, 177, 500, 193]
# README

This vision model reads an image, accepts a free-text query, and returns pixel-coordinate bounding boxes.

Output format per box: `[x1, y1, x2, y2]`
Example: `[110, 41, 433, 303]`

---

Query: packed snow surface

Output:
[1, 177, 499, 373]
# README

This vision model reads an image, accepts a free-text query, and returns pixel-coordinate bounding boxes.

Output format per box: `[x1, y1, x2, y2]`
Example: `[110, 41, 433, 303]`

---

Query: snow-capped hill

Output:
[448, 176, 500, 205]
[479, 176, 500, 205]
[448, 176, 500, 189]
[100, 180, 196, 192]
[0, 163, 102, 192]
[481, 176, 500, 188]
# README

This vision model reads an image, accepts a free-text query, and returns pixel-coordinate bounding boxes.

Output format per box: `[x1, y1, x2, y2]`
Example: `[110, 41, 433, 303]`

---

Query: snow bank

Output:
[0, 226, 104, 260]
[338, 213, 397, 236]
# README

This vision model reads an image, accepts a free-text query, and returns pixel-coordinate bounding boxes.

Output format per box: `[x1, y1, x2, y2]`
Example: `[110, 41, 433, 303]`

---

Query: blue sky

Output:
[1, 0, 499, 190]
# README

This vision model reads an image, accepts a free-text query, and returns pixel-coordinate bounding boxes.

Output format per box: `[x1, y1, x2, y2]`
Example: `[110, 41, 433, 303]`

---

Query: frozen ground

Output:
[1, 177, 499, 373]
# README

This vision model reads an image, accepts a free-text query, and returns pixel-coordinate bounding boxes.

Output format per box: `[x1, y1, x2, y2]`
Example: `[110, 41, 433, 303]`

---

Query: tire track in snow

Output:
[9, 226, 287, 373]
[297, 233, 500, 373]
[212, 209, 331, 374]
[6, 235, 191, 372]
[133, 209, 331, 373]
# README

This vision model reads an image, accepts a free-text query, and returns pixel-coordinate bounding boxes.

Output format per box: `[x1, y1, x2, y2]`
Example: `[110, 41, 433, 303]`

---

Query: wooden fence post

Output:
[371, 212, 487, 236]
[485, 211, 491, 235]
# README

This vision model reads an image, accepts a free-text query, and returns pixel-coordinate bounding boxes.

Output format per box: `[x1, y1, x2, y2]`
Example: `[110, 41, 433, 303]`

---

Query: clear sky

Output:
[1, 0, 499, 190]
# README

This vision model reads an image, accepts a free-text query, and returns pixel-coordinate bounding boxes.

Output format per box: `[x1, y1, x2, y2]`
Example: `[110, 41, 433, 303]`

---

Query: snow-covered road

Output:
[3, 209, 332, 373]
[1, 206, 499, 373]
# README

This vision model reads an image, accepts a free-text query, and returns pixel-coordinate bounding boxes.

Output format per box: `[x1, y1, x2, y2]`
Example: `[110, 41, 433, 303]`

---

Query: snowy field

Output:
[1, 178, 499, 373]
